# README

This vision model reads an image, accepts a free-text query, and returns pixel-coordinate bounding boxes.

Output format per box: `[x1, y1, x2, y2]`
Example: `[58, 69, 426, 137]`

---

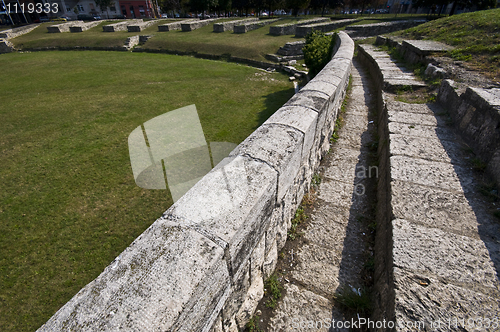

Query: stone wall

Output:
[233, 19, 278, 33]
[47, 21, 84, 33]
[269, 17, 330, 36]
[127, 20, 162, 32]
[181, 18, 219, 31]
[295, 18, 360, 38]
[36, 31, 354, 332]
[213, 18, 258, 32]
[0, 38, 15, 53]
[344, 20, 426, 38]
[70, 20, 103, 33]
[158, 19, 199, 31]
[438, 80, 500, 185]
[103, 19, 143, 32]
[0, 24, 39, 39]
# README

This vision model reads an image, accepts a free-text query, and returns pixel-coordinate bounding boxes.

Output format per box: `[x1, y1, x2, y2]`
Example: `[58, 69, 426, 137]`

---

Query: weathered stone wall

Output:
[438, 80, 500, 185]
[181, 18, 219, 31]
[0, 24, 40, 39]
[345, 20, 426, 38]
[36, 31, 354, 332]
[127, 19, 162, 32]
[295, 18, 360, 38]
[158, 19, 199, 31]
[233, 19, 278, 34]
[358, 42, 500, 330]
[103, 19, 143, 32]
[0, 38, 15, 53]
[269, 17, 330, 36]
[70, 20, 103, 33]
[47, 21, 84, 33]
[213, 18, 258, 32]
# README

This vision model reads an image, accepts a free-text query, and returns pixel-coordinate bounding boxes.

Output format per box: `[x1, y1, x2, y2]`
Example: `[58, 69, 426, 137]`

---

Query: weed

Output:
[312, 174, 322, 187]
[302, 188, 316, 208]
[334, 285, 372, 315]
[288, 206, 307, 240]
[246, 315, 263, 332]
[264, 274, 283, 309]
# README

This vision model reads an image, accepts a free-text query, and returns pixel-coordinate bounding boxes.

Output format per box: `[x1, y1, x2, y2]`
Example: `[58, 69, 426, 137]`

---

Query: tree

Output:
[95, 0, 112, 18]
[309, 0, 343, 16]
[161, 0, 181, 16]
[285, 0, 311, 16]
[303, 31, 334, 77]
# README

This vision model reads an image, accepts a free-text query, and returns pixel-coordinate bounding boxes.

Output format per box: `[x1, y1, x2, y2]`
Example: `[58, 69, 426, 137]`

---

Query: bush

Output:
[303, 31, 334, 78]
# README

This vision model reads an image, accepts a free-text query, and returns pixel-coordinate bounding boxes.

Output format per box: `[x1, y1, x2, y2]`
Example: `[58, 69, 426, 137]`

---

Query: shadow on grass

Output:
[258, 87, 296, 127]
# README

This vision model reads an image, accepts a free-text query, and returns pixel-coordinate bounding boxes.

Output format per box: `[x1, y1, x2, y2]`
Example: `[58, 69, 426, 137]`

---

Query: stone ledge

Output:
[234, 19, 278, 34]
[295, 18, 360, 38]
[0, 23, 39, 39]
[103, 19, 143, 32]
[269, 17, 330, 36]
[213, 18, 258, 32]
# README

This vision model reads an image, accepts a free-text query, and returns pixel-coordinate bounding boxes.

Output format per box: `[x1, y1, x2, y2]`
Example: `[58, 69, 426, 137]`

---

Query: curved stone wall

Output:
[36, 31, 355, 332]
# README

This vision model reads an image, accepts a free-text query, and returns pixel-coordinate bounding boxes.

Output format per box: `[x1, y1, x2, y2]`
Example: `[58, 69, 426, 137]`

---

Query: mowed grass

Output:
[143, 18, 303, 61]
[390, 8, 500, 81]
[11, 18, 303, 62]
[0, 50, 295, 332]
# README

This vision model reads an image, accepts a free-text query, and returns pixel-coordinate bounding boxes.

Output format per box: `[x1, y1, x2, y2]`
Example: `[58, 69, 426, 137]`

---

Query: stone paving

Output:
[358, 44, 500, 330]
[267, 58, 376, 331]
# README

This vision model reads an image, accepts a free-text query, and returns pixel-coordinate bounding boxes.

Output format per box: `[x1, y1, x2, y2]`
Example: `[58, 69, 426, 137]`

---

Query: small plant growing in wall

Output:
[264, 274, 283, 309]
[288, 206, 307, 240]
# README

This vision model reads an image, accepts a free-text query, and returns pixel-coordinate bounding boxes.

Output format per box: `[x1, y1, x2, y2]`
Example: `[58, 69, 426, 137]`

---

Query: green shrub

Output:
[303, 31, 334, 78]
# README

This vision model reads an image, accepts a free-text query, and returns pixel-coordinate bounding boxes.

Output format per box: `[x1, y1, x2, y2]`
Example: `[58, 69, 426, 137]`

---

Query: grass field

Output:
[11, 18, 303, 62]
[0, 50, 295, 332]
[390, 8, 500, 81]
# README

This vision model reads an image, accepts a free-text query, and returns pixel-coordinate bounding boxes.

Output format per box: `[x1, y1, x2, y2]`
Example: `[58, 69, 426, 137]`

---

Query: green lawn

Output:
[0, 50, 295, 332]
[389, 8, 500, 81]
[11, 18, 304, 62]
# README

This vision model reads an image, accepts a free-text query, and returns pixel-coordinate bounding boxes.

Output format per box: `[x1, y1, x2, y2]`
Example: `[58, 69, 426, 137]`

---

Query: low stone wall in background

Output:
[269, 17, 330, 36]
[70, 20, 103, 33]
[295, 18, 360, 38]
[234, 19, 278, 33]
[47, 21, 84, 33]
[0, 23, 39, 39]
[103, 19, 143, 32]
[181, 18, 219, 31]
[36, 31, 355, 332]
[213, 18, 258, 32]
[345, 20, 426, 38]
[158, 19, 199, 31]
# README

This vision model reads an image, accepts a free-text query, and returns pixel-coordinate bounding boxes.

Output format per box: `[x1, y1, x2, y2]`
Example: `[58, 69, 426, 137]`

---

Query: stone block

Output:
[389, 155, 471, 193]
[392, 219, 500, 291]
[168, 155, 277, 278]
[37, 221, 229, 331]
[235, 275, 264, 329]
[394, 267, 500, 330]
[213, 18, 257, 32]
[70, 20, 102, 32]
[230, 124, 303, 201]
[103, 19, 143, 32]
[265, 105, 318, 167]
[250, 235, 265, 285]
[222, 262, 251, 326]
[263, 239, 278, 279]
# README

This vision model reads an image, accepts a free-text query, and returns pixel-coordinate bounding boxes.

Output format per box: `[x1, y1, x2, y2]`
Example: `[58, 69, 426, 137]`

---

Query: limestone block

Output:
[265, 105, 318, 167]
[0, 23, 39, 39]
[181, 18, 219, 31]
[250, 235, 265, 285]
[103, 19, 143, 32]
[210, 315, 223, 332]
[235, 276, 264, 329]
[167, 155, 277, 278]
[392, 219, 500, 291]
[222, 262, 251, 326]
[213, 18, 258, 32]
[229, 124, 303, 201]
[394, 267, 500, 330]
[263, 239, 278, 279]
[284, 89, 329, 113]
[389, 155, 471, 193]
[37, 222, 229, 331]
[70, 20, 103, 32]
[47, 21, 84, 33]
[127, 20, 161, 32]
